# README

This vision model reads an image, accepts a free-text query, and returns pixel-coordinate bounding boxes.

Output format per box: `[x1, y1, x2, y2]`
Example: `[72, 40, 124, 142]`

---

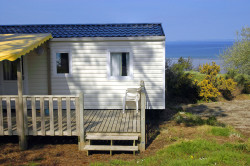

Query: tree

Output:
[171, 57, 193, 72]
[220, 26, 250, 75]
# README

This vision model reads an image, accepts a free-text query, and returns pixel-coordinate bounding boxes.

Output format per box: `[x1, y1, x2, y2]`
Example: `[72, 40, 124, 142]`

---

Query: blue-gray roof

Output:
[0, 23, 164, 38]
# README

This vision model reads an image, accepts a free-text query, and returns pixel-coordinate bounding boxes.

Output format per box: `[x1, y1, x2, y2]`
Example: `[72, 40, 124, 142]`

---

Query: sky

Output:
[0, 0, 249, 41]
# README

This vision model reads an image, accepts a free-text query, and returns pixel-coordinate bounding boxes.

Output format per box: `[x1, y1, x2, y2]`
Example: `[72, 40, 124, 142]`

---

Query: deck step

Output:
[86, 135, 139, 140]
[84, 145, 138, 151]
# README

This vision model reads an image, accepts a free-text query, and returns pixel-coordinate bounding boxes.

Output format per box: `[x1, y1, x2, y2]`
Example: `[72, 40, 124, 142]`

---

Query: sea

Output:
[166, 41, 234, 73]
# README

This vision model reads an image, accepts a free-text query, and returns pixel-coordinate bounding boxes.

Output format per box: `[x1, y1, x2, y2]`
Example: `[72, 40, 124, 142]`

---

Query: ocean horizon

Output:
[166, 40, 234, 73]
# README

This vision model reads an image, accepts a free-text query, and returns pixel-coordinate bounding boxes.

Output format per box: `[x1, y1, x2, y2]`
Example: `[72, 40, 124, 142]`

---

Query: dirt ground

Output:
[183, 99, 250, 136]
[0, 98, 249, 165]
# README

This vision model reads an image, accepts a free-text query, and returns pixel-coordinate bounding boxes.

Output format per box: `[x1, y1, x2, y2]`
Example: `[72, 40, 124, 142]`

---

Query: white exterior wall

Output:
[26, 51, 48, 95]
[49, 39, 165, 109]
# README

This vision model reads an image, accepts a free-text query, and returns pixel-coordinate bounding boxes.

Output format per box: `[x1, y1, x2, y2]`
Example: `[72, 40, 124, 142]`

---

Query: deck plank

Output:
[98, 110, 109, 133]
[105, 110, 113, 132]
[93, 109, 106, 132]
[115, 110, 123, 132]
[91, 110, 102, 132]
[106, 110, 115, 132]
[91, 110, 101, 132]
[84, 110, 95, 131]
[124, 111, 130, 133]
[111, 110, 119, 132]
[119, 111, 126, 132]
[84, 145, 138, 151]
[85, 110, 99, 132]
[109, 110, 116, 132]
[102, 110, 113, 132]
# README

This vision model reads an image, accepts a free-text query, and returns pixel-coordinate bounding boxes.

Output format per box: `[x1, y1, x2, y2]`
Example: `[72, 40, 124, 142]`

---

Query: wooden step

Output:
[84, 145, 138, 151]
[86, 135, 138, 140]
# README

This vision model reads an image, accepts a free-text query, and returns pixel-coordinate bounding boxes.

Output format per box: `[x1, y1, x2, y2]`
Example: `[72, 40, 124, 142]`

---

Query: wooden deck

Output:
[0, 85, 146, 151]
[1, 109, 140, 136]
[85, 110, 140, 133]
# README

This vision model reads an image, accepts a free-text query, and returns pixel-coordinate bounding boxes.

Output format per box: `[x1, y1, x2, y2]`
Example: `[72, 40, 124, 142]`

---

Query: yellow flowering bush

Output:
[198, 77, 220, 102]
[217, 77, 237, 92]
[199, 62, 220, 76]
[198, 62, 237, 101]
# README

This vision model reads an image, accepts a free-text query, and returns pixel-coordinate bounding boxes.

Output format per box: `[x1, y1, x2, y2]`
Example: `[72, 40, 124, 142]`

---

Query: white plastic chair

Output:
[123, 88, 141, 113]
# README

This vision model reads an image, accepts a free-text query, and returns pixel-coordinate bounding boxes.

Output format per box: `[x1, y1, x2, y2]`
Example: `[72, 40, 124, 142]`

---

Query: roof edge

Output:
[50, 36, 166, 42]
[0, 23, 163, 27]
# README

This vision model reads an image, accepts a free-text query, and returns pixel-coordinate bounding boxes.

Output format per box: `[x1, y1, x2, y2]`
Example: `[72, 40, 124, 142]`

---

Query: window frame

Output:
[53, 49, 72, 77]
[107, 49, 133, 80]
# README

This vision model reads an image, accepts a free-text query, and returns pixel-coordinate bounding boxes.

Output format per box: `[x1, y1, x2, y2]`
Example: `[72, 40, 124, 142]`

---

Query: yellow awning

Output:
[0, 33, 53, 61]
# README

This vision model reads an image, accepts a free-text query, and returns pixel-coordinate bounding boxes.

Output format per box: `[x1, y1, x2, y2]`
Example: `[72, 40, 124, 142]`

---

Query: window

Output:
[108, 51, 133, 79]
[56, 53, 70, 74]
[2, 58, 23, 80]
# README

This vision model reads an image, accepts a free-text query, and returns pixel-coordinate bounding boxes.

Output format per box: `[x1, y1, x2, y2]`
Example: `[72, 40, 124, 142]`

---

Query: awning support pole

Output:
[17, 58, 27, 150]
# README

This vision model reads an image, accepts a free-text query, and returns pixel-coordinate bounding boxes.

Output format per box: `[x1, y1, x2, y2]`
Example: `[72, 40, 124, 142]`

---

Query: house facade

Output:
[0, 23, 165, 110]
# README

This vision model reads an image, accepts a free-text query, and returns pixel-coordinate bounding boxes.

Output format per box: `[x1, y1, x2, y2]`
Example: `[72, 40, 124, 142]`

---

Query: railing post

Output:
[78, 92, 85, 150]
[140, 80, 146, 151]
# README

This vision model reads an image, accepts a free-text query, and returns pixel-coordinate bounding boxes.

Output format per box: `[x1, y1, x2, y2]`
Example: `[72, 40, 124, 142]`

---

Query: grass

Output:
[92, 139, 249, 166]
[210, 126, 231, 136]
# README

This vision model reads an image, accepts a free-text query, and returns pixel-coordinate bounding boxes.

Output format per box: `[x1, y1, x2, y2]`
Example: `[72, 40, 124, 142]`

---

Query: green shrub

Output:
[173, 112, 205, 126]
[173, 112, 224, 127]
[226, 71, 250, 94]
[166, 57, 199, 104]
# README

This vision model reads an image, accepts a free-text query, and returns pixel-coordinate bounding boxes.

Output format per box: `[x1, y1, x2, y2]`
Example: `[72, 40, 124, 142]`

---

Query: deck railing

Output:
[0, 93, 85, 149]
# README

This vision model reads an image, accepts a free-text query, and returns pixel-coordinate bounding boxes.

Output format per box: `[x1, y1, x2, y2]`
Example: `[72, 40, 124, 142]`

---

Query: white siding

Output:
[49, 40, 165, 109]
[27, 51, 48, 95]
